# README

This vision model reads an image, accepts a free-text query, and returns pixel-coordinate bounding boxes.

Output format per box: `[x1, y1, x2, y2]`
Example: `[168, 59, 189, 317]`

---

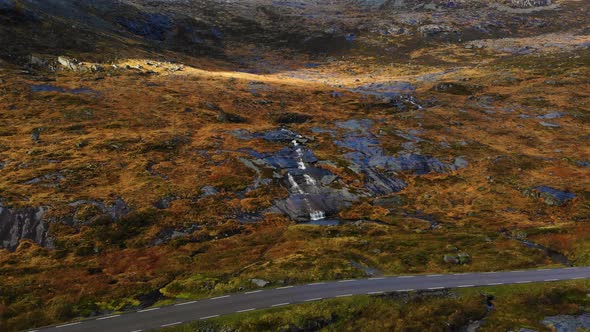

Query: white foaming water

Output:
[287, 173, 304, 194]
[295, 148, 303, 157]
[297, 160, 306, 170]
[309, 210, 326, 221]
[292, 140, 299, 146]
[304, 174, 316, 185]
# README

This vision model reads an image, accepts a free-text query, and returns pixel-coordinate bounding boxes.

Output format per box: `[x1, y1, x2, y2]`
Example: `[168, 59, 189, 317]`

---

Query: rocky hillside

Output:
[0, 0, 589, 331]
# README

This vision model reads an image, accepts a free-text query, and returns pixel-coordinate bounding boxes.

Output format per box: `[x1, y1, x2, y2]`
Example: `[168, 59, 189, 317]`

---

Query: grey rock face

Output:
[0, 203, 53, 250]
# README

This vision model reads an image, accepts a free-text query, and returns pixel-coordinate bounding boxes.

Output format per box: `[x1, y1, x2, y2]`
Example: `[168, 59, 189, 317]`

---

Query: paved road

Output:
[30, 267, 590, 332]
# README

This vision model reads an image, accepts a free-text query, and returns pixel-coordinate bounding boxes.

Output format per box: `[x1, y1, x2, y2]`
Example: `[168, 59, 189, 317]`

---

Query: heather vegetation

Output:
[0, 0, 589, 331]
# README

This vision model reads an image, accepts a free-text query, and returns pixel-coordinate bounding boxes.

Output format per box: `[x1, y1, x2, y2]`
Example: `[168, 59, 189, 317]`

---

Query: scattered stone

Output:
[539, 121, 560, 128]
[200, 185, 219, 197]
[443, 254, 460, 264]
[537, 112, 565, 119]
[250, 278, 270, 288]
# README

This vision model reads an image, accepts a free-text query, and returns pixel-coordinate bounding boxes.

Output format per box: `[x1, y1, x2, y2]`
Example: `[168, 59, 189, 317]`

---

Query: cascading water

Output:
[309, 210, 326, 221]
[287, 173, 304, 194]
[304, 174, 316, 185]
[286, 139, 326, 221]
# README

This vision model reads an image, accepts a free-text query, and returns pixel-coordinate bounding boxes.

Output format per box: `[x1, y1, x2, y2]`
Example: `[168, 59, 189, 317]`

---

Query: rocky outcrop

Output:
[0, 203, 53, 250]
[335, 119, 467, 195]
[525, 186, 576, 206]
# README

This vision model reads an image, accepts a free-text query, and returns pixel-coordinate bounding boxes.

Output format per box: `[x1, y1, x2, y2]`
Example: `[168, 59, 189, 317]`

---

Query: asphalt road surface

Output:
[30, 267, 590, 332]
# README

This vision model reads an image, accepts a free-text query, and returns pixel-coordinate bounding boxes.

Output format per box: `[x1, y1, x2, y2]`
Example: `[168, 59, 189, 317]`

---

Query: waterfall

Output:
[310, 210, 326, 221]
[285, 138, 326, 221]
[287, 173, 304, 194]
[304, 174, 316, 185]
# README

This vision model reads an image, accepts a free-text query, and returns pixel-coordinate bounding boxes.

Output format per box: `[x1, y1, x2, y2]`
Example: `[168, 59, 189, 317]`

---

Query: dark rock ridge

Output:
[0, 202, 52, 250]
[0, 198, 131, 250]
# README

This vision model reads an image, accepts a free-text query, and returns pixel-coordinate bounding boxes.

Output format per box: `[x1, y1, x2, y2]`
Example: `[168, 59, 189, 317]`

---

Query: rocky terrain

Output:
[0, 0, 589, 331]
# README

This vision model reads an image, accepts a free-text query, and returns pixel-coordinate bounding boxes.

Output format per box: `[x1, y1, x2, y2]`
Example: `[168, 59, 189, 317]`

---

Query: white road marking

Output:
[271, 303, 290, 307]
[211, 295, 230, 300]
[304, 298, 323, 302]
[368, 291, 384, 294]
[277, 286, 294, 289]
[428, 287, 445, 290]
[565, 267, 577, 270]
[483, 272, 497, 274]
[175, 301, 197, 306]
[138, 308, 160, 313]
[398, 276, 414, 279]
[453, 273, 468, 276]
[397, 289, 414, 292]
[130, 330, 143, 332]
[538, 269, 550, 271]
[369, 277, 385, 280]
[427, 274, 443, 277]
[56, 322, 81, 328]
[308, 282, 325, 286]
[336, 294, 353, 298]
[200, 315, 219, 320]
[338, 280, 354, 283]
[237, 308, 256, 313]
[487, 283, 504, 286]
[572, 277, 585, 280]
[97, 315, 120, 320]
[161, 322, 182, 327]
[457, 285, 474, 288]
[245, 290, 263, 294]
[511, 270, 525, 273]
[516, 281, 532, 284]
[544, 279, 558, 282]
